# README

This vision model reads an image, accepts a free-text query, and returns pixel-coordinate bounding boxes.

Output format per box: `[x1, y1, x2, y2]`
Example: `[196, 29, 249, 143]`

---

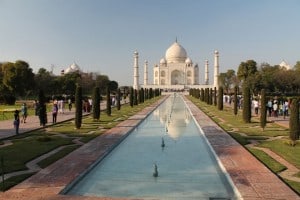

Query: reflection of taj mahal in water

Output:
[133, 40, 220, 90]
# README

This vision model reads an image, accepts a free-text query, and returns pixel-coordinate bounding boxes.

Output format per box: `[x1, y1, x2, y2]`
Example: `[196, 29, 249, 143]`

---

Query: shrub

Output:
[92, 87, 100, 120]
[130, 87, 134, 107]
[234, 86, 238, 116]
[106, 86, 111, 116]
[117, 88, 121, 110]
[218, 86, 223, 110]
[289, 98, 300, 145]
[242, 86, 251, 123]
[260, 89, 267, 130]
[75, 85, 82, 129]
[38, 89, 47, 126]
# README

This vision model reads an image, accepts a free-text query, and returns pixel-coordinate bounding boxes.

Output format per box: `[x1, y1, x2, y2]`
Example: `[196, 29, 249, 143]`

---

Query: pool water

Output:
[66, 94, 239, 199]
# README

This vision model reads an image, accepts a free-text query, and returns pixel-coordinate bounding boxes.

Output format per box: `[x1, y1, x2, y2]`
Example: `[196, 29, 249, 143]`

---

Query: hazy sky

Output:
[0, 0, 299, 86]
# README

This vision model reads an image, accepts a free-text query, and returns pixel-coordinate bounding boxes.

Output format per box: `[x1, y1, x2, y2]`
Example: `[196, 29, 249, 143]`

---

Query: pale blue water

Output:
[65, 94, 239, 199]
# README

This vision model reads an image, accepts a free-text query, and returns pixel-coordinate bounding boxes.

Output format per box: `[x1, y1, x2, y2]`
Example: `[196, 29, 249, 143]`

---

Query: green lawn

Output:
[0, 103, 52, 121]
[0, 135, 74, 173]
[257, 139, 300, 169]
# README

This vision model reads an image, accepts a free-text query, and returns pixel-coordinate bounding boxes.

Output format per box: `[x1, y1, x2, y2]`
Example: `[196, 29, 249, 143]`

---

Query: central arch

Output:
[171, 70, 184, 85]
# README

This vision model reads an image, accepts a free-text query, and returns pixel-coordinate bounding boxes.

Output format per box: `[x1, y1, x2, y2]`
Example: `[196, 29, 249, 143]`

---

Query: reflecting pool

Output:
[66, 94, 239, 199]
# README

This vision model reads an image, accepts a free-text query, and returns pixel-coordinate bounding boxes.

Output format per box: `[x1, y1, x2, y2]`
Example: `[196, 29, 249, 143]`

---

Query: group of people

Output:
[267, 99, 289, 118]
[251, 98, 290, 118]
[13, 99, 73, 135]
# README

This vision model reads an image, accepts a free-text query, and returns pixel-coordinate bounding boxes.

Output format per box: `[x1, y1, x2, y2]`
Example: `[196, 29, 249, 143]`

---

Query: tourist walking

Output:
[59, 99, 64, 114]
[34, 100, 39, 116]
[273, 100, 278, 117]
[253, 99, 259, 116]
[68, 98, 72, 111]
[13, 110, 20, 134]
[21, 103, 28, 123]
[52, 103, 58, 123]
[267, 100, 273, 117]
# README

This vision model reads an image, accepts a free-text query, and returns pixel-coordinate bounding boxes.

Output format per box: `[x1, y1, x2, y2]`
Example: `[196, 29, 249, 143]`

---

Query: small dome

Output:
[279, 60, 291, 70]
[65, 62, 81, 74]
[165, 42, 187, 63]
[160, 58, 167, 64]
[185, 57, 192, 64]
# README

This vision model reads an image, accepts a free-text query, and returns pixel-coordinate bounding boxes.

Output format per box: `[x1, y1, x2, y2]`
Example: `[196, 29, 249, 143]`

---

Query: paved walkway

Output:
[0, 96, 299, 200]
[0, 101, 110, 139]
[0, 110, 76, 139]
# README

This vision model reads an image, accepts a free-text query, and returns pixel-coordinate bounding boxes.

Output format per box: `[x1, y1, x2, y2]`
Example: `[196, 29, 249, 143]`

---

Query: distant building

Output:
[279, 60, 291, 70]
[61, 62, 82, 75]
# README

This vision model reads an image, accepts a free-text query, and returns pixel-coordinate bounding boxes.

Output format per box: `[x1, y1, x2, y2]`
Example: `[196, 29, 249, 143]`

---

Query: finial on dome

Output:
[175, 37, 177, 43]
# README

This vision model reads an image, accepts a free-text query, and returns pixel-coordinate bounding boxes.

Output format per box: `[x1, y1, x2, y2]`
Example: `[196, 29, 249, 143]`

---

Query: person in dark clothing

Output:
[52, 103, 58, 123]
[14, 110, 20, 134]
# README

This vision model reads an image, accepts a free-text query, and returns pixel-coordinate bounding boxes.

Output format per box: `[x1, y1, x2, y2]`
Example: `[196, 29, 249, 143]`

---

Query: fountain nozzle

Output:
[153, 164, 158, 177]
[161, 137, 165, 148]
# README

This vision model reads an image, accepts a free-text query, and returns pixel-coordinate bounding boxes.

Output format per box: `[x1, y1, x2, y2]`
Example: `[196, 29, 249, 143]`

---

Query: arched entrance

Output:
[171, 70, 183, 85]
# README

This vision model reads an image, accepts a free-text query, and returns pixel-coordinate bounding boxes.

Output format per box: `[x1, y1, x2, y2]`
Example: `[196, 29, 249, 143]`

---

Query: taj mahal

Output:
[133, 40, 220, 91]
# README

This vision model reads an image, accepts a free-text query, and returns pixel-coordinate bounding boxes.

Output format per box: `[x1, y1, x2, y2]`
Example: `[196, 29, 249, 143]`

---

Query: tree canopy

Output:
[0, 60, 118, 103]
[1, 60, 35, 97]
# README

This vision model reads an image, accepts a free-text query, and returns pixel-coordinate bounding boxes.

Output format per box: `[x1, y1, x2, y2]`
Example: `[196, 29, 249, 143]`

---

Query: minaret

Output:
[213, 50, 219, 88]
[144, 60, 148, 86]
[205, 59, 209, 85]
[133, 50, 139, 90]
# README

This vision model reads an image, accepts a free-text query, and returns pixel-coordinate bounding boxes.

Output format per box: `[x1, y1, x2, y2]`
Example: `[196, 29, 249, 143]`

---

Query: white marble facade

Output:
[133, 40, 219, 90]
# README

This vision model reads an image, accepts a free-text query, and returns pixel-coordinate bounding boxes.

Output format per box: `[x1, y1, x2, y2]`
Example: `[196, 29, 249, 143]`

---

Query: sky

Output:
[0, 0, 299, 86]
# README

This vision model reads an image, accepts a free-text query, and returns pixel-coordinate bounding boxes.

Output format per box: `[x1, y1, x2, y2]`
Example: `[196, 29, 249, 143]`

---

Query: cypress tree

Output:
[201, 88, 204, 101]
[38, 89, 47, 126]
[218, 86, 223, 110]
[141, 88, 144, 103]
[205, 88, 209, 104]
[242, 86, 251, 123]
[144, 88, 147, 100]
[106, 86, 111, 116]
[138, 89, 142, 104]
[289, 99, 299, 146]
[196, 89, 200, 99]
[116, 88, 121, 110]
[260, 89, 267, 130]
[75, 85, 83, 129]
[134, 89, 138, 105]
[149, 88, 153, 99]
[214, 87, 217, 106]
[209, 88, 213, 105]
[129, 87, 134, 107]
[92, 87, 100, 121]
[234, 86, 238, 116]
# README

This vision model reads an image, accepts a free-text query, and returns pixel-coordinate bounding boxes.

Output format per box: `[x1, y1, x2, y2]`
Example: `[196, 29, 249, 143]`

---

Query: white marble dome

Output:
[165, 42, 187, 63]
[185, 57, 192, 64]
[65, 62, 81, 74]
[160, 58, 167, 64]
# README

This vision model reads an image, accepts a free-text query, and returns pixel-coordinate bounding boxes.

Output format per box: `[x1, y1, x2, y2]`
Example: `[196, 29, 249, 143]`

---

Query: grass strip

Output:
[0, 172, 35, 191]
[284, 178, 300, 195]
[37, 145, 80, 168]
[248, 147, 287, 173]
